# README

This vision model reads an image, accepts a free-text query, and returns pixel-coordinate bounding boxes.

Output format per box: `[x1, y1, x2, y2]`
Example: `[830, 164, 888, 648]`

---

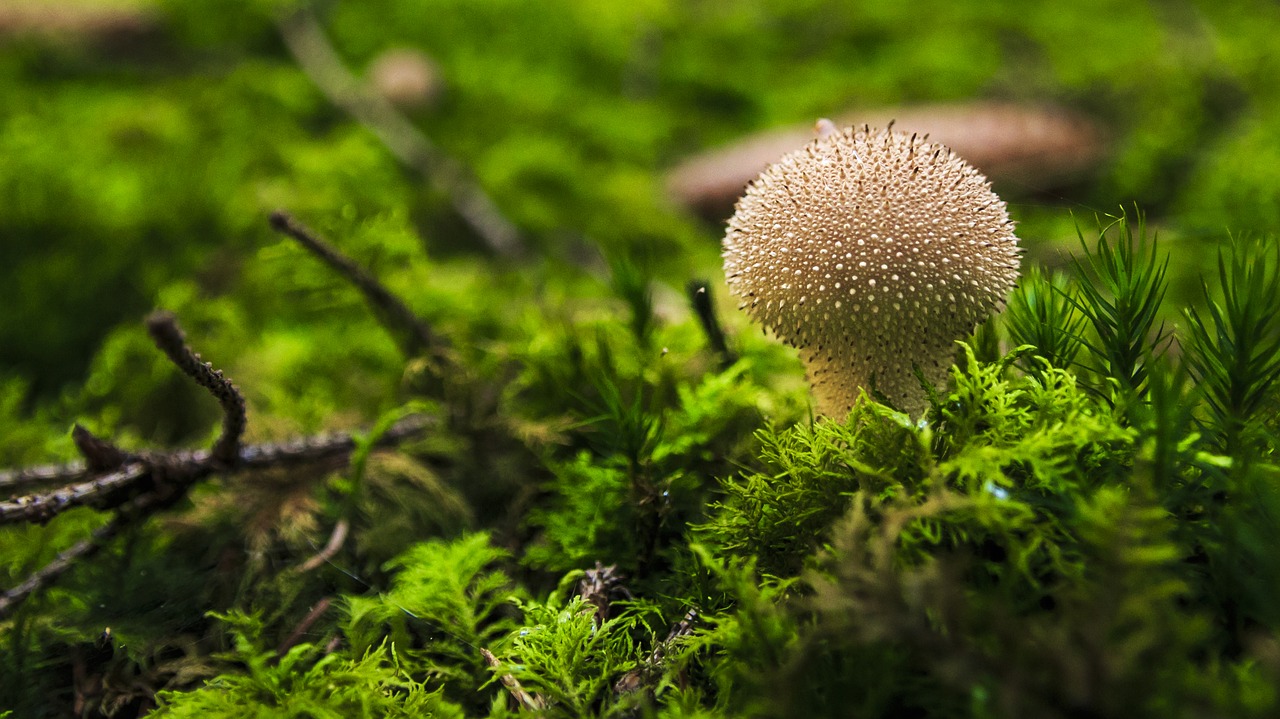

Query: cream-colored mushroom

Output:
[722, 122, 1022, 417]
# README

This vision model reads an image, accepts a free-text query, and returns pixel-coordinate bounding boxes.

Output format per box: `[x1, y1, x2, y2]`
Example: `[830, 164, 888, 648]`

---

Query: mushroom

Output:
[669, 103, 1106, 219]
[722, 122, 1022, 417]
[368, 47, 444, 110]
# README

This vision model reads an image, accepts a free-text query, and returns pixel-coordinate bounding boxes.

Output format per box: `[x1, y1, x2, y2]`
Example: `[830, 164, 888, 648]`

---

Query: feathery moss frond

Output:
[151, 611, 465, 718]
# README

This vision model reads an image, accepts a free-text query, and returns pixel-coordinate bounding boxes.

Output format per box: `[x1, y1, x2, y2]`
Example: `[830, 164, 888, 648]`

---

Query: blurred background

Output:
[1, 0, 1279, 433]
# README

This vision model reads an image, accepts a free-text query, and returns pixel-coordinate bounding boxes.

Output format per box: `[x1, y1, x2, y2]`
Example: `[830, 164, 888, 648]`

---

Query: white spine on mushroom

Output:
[722, 123, 1022, 417]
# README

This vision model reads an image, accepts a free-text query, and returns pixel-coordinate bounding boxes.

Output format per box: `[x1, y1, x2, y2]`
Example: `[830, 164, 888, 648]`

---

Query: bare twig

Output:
[276, 597, 333, 657]
[481, 647, 546, 711]
[0, 532, 111, 617]
[1, 415, 434, 527]
[653, 608, 699, 662]
[146, 312, 246, 466]
[577, 562, 629, 622]
[686, 280, 737, 369]
[276, 6, 524, 257]
[0, 464, 148, 525]
[268, 210, 444, 361]
[614, 607, 699, 696]
[293, 518, 350, 574]
[0, 311, 436, 616]
[71, 424, 132, 472]
[0, 461, 91, 492]
[0, 491, 164, 618]
[0, 415, 430, 617]
[237, 414, 433, 469]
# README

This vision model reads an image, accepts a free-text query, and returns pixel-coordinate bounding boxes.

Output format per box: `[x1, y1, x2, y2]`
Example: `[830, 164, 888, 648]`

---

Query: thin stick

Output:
[71, 423, 131, 472]
[1, 415, 433, 526]
[276, 597, 333, 657]
[0, 491, 164, 618]
[687, 280, 737, 369]
[0, 416, 431, 616]
[577, 562, 628, 622]
[276, 6, 524, 257]
[0, 532, 113, 617]
[268, 211, 443, 360]
[237, 414, 433, 469]
[0, 464, 147, 525]
[1, 307, 436, 616]
[293, 519, 349, 574]
[614, 607, 699, 695]
[0, 461, 90, 492]
[481, 648, 545, 711]
[146, 312, 247, 467]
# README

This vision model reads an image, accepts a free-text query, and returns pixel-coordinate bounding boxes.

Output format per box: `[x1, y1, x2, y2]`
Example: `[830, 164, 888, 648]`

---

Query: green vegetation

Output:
[3, 1, 1280, 717]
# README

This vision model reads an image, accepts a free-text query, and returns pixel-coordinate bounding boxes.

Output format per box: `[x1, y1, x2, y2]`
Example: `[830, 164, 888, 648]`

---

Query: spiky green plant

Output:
[1183, 235, 1280, 457]
[1067, 211, 1171, 400]
[1006, 265, 1086, 373]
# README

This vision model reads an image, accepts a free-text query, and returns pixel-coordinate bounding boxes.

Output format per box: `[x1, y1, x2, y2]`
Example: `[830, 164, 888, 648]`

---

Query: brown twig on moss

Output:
[0, 461, 93, 491]
[614, 607, 699, 695]
[0, 464, 148, 524]
[276, 597, 334, 658]
[577, 562, 630, 622]
[0, 491, 161, 618]
[237, 414, 433, 470]
[293, 519, 350, 574]
[71, 423, 132, 473]
[481, 647, 546, 711]
[686, 280, 737, 369]
[275, 5, 524, 257]
[0, 312, 435, 618]
[0, 415, 435, 526]
[1, 415, 434, 525]
[0, 418, 432, 617]
[0, 528, 114, 617]
[269, 210, 444, 362]
[146, 311, 247, 466]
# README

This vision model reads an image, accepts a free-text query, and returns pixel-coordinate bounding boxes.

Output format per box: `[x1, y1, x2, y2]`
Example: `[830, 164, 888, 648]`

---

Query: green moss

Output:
[5, 1, 1280, 717]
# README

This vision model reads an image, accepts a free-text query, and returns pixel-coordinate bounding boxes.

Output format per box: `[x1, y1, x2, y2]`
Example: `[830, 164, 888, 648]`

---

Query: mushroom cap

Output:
[722, 124, 1021, 416]
[368, 47, 443, 109]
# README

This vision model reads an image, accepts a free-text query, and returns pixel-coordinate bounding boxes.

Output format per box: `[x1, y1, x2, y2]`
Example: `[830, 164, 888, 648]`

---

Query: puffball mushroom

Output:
[722, 122, 1022, 417]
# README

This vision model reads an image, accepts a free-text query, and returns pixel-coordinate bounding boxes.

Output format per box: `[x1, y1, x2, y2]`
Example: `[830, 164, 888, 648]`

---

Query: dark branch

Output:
[614, 607, 699, 695]
[687, 280, 737, 369]
[0, 530, 113, 617]
[268, 211, 444, 361]
[146, 312, 247, 466]
[276, 597, 333, 657]
[275, 6, 524, 257]
[239, 413, 433, 469]
[577, 562, 628, 622]
[71, 423, 131, 473]
[0, 461, 90, 492]
[0, 464, 148, 524]
[1, 413, 430, 503]
[0, 415, 432, 616]
[1, 415, 433, 526]
[0, 490, 163, 618]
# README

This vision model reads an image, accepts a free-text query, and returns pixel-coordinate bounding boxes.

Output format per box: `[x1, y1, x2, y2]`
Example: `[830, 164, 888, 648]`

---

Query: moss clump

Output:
[5, 2, 1280, 717]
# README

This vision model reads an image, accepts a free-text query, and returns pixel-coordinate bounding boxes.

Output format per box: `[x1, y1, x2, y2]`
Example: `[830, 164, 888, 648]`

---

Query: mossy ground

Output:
[3, 2, 1280, 717]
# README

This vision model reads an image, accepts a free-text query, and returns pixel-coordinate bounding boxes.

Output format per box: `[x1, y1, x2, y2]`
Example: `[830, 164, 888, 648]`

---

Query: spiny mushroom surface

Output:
[723, 122, 1021, 417]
